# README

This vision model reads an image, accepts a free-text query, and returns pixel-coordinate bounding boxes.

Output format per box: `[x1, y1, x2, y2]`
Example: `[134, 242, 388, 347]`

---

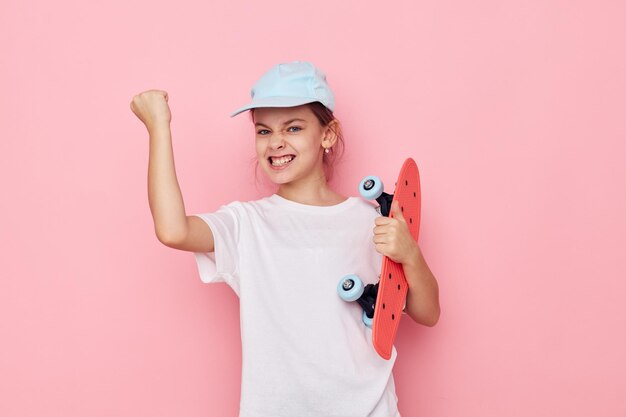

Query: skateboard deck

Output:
[372, 158, 421, 359]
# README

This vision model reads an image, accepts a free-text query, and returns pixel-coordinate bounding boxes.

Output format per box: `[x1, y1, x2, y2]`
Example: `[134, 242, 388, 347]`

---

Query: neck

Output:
[276, 175, 346, 206]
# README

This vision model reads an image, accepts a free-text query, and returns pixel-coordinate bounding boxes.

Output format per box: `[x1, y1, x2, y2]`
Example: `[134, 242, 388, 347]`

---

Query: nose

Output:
[268, 131, 285, 150]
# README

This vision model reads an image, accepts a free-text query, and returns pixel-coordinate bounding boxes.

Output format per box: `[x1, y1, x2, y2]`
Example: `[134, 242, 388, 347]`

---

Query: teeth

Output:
[270, 155, 294, 166]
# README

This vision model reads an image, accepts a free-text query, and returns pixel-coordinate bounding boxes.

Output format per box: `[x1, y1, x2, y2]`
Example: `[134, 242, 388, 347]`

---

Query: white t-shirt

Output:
[193, 194, 400, 417]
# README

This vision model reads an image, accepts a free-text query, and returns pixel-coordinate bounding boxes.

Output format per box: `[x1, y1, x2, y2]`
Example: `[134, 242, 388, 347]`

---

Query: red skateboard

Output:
[337, 158, 421, 359]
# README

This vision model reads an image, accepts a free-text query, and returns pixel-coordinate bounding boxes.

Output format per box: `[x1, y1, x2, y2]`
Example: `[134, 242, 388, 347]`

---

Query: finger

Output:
[374, 243, 386, 255]
[373, 224, 392, 235]
[375, 243, 399, 261]
[373, 234, 388, 244]
[391, 200, 404, 220]
[375, 216, 392, 226]
[375, 218, 400, 231]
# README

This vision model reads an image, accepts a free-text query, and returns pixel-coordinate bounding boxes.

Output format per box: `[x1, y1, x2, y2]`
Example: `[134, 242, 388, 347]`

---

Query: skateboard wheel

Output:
[362, 311, 373, 328]
[337, 274, 364, 302]
[359, 176, 384, 200]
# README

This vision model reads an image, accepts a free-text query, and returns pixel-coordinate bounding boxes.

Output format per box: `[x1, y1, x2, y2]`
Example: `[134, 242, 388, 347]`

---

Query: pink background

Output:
[2, 0, 625, 416]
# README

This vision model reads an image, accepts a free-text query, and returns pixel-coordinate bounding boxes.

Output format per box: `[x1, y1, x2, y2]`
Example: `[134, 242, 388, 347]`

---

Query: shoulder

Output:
[350, 197, 380, 217]
[352, 196, 378, 211]
[215, 196, 275, 218]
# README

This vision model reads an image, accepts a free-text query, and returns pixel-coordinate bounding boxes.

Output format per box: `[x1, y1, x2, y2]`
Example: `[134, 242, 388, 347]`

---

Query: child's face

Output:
[253, 105, 328, 186]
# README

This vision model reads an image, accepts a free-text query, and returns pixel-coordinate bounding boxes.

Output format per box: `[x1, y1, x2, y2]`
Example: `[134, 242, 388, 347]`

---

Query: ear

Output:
[322, 119, 340, 148]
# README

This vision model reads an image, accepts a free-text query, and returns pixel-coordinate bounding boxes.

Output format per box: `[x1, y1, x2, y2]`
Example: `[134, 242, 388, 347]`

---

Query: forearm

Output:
[403, 248, 440, 326]
[147, 124, 188, 243]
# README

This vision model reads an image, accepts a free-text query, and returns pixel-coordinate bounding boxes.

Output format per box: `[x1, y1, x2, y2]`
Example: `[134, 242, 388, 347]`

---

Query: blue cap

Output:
[230, 61, 335, 117]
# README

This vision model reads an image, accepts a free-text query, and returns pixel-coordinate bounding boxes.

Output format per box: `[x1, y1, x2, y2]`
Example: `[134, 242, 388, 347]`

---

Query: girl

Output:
[130, 61, 440, 417]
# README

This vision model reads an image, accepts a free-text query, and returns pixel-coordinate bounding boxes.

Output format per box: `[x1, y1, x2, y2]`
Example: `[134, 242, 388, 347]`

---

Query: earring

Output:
[324, 147, 330, 154]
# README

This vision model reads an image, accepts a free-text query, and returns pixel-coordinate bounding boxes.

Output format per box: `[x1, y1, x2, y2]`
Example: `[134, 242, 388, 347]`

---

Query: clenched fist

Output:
[373, 200, 420, 266]
[130, 90, 172, 133]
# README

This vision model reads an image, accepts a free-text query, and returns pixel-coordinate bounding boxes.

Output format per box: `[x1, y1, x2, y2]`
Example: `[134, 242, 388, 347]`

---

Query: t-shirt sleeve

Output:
[191, 203, 241, 295]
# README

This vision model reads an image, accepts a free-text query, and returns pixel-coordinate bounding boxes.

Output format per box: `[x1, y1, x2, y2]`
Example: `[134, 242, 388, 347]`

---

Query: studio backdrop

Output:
[1, 0, 625, 416]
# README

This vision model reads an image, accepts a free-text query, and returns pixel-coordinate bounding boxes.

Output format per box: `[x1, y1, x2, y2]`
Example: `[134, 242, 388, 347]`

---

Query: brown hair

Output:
[250, 101, 345, 182]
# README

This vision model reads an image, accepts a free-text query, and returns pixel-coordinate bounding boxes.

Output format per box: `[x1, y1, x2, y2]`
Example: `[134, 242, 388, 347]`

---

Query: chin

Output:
[260, 166, 294, 184]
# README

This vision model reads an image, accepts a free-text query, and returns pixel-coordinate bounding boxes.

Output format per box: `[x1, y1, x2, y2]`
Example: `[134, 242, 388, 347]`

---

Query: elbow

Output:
[424, 309, 440, 327]
[419, 306, 440, 327]
[406, 296, 441, 327]
[155, 228, 185, 248]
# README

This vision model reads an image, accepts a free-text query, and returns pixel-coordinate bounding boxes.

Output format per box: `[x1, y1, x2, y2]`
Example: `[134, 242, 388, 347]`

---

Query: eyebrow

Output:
[254, 118, 307, 128]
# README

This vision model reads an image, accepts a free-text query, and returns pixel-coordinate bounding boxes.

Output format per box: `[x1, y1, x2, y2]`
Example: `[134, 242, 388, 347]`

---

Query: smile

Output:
[268, 155, 296, 169]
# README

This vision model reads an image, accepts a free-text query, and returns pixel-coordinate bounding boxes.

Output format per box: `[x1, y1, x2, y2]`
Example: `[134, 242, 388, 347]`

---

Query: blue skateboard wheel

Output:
[362, 310, 373, 328]
[337, 274, 365, 302]
[359, 175, 384, 200]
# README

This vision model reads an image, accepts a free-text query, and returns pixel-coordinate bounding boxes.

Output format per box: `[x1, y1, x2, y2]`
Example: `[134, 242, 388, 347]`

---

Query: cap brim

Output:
[230, 96, 320, 117]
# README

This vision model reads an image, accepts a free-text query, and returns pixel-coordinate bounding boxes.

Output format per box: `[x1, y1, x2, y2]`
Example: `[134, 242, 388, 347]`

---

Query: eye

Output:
[287, 126, 302, 133]
[257, 129, 270, 135]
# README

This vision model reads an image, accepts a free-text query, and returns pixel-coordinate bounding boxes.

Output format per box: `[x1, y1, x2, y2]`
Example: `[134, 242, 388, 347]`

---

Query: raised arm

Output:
[130, 90, 214, 253]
